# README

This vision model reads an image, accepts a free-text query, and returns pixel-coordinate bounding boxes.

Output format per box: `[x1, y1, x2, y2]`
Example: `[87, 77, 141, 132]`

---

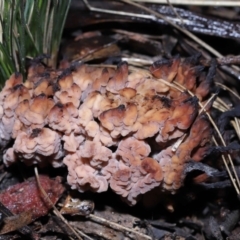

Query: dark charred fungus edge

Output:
[0, 57, 215, 205]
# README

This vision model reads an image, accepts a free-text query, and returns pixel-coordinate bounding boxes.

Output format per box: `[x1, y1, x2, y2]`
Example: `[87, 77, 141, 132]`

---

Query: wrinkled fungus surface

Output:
[0, 57, 214, 205]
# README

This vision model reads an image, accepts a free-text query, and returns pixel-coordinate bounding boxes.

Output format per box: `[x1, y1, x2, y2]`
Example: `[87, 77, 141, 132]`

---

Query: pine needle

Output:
[0, 0, 70, 83]
[133, 0, 240, 6]
[34, 167, 84, 240]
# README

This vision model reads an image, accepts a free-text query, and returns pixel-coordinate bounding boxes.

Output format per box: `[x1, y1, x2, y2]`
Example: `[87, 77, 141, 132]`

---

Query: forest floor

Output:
[1, 1, 240, 239]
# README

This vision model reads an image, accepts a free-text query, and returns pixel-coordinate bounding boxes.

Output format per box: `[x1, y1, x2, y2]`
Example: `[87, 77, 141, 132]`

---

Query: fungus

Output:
[0, 57, 215, 205]
[62, 133, 84, 152]
[79, 140, 112, 167]
[141, 157, 163, 181]
[133, 98, 169, 139]
[54, 73, 81, 108]
[173, 114, 212, 164]
[116, 137, 151, 166]
[106, 62, 128, 93]
[48, 102, 81, 135]
[32, 78, 54, 97]
[63, 153, 110, 193]
[150, 56, 180, 82]
[135, 78, 169, 96]
[99, 104, 139, 138]
[0, 74, 29, 150]
[109, 157, 163, 205]
[157, 95, 199, 143]
[4, 128, 64, 167]
[75, 163, 109, 193]
[154, 114, 212, 191]
[11, 95, 55, 139]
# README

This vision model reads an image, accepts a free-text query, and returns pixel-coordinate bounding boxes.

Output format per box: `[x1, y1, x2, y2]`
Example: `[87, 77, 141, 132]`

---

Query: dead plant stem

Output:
[88, 214, 152, 239]
[34, 167, 84, 240]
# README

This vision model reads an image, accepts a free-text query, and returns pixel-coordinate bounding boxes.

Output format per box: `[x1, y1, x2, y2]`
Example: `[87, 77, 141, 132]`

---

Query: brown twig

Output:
[88, 214, 152, 239]
[34, 167, 84, 240]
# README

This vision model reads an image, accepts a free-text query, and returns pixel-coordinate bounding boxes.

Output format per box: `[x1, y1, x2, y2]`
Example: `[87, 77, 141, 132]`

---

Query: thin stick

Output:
[83, 0, 153, 20]
[199, 93, 217, 114]
[133, 0, 240, 6]
[153, 76, 240, 194]
[75, 229, 94, 240]
[82, 62, 240, 193]
[88, 214, 152, 240]
[214, 84, 240, 140]
[174, 81, 240, 194]
[121, 0, 223, 58]
[83, 0, 224, 59]
[216, 82, 240, 101]
[172, 133, 186, 152]
[166, 0, 184, 25]
[34, 167, 83, 240]
[172, 92, 216, 152]
[121, 57, 153, 66]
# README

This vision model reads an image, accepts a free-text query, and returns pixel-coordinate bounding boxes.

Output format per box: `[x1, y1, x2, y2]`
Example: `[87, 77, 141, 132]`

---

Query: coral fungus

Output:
[0, 57, 214, 205]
